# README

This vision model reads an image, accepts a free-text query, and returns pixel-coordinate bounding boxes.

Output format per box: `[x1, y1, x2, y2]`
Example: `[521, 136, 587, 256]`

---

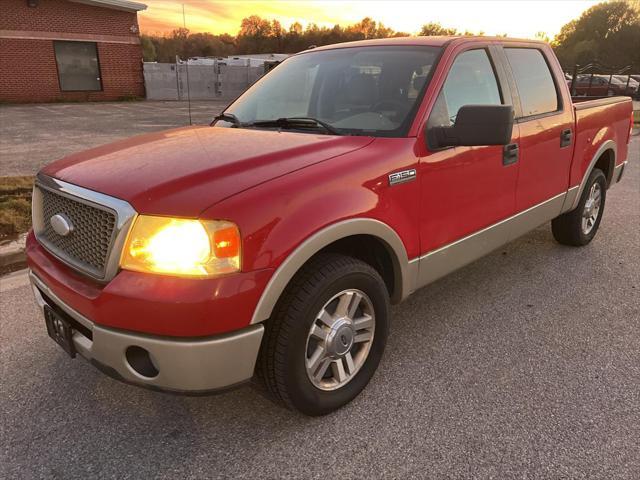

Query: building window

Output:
[54, 41, 102, 92]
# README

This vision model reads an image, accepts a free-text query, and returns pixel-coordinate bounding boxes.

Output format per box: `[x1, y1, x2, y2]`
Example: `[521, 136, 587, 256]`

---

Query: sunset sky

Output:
[138, 0, 601, 39]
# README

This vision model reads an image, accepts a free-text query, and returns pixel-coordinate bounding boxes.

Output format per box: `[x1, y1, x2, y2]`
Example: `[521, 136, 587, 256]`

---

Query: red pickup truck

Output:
[27, 36, 634, 415]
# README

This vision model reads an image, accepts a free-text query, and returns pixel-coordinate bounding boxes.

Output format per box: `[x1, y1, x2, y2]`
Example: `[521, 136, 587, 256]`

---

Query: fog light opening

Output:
[125, 346, 159, 378]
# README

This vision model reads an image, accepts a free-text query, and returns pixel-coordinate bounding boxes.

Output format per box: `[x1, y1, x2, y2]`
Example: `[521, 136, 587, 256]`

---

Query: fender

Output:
[250, 218, 417, 324]
[565, 139, 616, 212]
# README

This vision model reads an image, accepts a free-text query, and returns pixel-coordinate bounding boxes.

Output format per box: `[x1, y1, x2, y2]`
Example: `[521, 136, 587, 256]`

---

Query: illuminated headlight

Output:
[120, 216, 240, 277]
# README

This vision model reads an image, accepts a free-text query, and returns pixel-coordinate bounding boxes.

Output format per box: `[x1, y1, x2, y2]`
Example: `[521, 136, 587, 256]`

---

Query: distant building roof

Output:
[177, 54, 290, 67]
[69, 0, 147, 12]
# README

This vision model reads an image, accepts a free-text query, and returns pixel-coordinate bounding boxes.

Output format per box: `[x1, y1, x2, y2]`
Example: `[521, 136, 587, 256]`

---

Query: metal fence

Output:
[143, 61, 273, 101]
[564, 62, 640, 99]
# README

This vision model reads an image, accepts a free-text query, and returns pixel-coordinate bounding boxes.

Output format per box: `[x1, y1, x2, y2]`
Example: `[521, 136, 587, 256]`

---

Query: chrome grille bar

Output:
[32, 174, 137, 282]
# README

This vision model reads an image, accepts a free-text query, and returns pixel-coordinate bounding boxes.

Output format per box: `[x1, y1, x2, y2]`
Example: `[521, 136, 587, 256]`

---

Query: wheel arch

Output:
[569, 139, 617, 211]
[250, 218, 415, 324]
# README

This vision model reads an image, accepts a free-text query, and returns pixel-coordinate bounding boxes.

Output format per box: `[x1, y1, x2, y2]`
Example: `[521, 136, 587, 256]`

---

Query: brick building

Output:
[0, 0, 147, 103]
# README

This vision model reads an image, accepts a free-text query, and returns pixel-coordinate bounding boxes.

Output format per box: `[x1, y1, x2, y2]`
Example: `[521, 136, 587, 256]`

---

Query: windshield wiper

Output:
[211, 112, 243, 127]
[245, 117, 341, 135]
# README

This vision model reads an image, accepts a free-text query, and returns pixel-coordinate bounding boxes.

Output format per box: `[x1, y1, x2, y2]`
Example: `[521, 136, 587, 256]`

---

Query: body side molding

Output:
[250, 218, 416, 324]
[412, 192, 567, 289]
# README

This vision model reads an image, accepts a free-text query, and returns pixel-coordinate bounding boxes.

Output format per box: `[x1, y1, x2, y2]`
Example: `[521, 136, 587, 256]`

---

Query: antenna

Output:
[182, 4, 192, 125]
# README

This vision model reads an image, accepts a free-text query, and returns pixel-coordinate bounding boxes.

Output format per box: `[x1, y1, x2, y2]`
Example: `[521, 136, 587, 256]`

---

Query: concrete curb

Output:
[0, 233, 27, 270]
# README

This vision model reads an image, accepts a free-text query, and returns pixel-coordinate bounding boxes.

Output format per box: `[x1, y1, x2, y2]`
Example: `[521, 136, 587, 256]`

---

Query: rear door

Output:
[499, 45, 574, 211]
[418, 44, 519, 254]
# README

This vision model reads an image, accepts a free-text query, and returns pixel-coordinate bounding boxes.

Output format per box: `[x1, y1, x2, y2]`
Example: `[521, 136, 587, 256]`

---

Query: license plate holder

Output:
[44, 306, 76, 358]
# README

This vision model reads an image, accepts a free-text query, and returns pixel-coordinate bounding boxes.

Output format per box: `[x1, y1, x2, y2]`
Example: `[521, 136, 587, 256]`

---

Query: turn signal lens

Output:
[120, 216, 240, 277]
[213, 226, 240, 258]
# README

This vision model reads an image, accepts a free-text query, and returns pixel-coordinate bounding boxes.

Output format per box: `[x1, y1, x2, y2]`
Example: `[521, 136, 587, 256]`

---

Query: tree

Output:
[142, 16, 470, 60]
[237, 15, 274, 53]
[552, 1, 640, 67]
[346, 17, 381, 39]
[289, 22, 303, 36]
[375, 22, 395, 38]
[419, 22, 458, 36]
[271, 20, 285, 51]
[141, 34, 157, 62]
[534, 31, 550, 43]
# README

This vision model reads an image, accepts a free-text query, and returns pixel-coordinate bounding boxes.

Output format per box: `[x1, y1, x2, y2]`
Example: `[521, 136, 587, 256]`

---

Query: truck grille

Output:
[38, 187, 117, 278]
[32, 175, 136, 282]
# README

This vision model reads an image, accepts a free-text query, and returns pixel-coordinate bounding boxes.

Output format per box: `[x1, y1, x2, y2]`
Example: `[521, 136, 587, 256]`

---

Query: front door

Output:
[418, 46, 519, 257]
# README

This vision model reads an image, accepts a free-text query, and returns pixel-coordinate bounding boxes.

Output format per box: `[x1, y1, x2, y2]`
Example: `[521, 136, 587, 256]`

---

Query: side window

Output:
[505, 48, 559, 117]
[428, 49, 502, 128]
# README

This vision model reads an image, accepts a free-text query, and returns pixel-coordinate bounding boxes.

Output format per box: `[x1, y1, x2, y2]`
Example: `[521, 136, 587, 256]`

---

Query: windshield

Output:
[220, 45, 441, 137]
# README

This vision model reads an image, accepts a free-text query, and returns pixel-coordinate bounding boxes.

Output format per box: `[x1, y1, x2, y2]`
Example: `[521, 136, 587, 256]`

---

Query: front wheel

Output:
[552, 168, 607, 246]
[257, 253, 390, 416]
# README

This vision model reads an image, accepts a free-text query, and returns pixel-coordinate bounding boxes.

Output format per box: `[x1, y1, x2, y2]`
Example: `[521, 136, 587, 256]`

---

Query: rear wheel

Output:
[552, 168, 607, 246]
[257, 253, 389, 416]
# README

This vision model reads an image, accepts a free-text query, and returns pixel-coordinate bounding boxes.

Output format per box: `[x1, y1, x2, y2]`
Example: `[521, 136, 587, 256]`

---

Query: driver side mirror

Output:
[428, 104, 514, 149]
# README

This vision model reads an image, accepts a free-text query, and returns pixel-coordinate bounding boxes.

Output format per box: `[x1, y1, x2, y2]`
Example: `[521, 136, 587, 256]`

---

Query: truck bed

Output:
[570, 96, 633, 189]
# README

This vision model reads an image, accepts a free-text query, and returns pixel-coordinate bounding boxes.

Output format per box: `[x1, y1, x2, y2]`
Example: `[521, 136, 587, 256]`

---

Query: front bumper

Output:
[26, 231, 273, 337]
[30, 271, 264, 393]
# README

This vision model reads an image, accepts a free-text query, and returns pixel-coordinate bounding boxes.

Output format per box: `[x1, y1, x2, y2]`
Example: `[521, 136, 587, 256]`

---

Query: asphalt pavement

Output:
[1, 138, 638, 479]
[0, 101, 227, 176]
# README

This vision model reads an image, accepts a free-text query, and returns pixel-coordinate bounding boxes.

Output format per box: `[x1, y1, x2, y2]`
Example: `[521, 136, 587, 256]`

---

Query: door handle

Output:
[560, 128, 572, 148]
[503, 143, 519, 166]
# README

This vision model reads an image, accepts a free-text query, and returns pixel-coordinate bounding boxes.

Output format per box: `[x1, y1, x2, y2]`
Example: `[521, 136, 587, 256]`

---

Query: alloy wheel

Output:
[305, 289, 375, 391]
[581, 182, 602, 235]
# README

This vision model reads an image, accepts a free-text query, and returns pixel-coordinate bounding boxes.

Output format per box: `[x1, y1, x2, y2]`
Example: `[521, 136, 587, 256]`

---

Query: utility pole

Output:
[183, 4, 192, 125]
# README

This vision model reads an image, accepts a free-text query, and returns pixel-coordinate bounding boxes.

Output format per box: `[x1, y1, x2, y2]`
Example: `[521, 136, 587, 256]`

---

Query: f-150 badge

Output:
[388, 169, 417, 186]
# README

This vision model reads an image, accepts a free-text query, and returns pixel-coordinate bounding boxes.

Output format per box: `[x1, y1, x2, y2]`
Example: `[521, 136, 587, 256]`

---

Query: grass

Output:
[117, 94, 144, 102]
[0, 176, 33, 240]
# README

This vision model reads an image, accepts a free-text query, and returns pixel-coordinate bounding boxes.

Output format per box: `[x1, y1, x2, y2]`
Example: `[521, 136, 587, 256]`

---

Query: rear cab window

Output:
[504, 48, 560, 118]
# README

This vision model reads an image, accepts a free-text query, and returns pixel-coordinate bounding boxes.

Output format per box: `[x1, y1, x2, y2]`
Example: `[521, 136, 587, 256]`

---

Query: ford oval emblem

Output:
[50, 214, 74, 237]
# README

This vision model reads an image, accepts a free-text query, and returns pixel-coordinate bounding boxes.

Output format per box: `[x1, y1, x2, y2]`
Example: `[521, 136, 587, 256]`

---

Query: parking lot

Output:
[1, 99, 639, 176]
[0, 101, 227, 176]
[1, 108, 638, 477]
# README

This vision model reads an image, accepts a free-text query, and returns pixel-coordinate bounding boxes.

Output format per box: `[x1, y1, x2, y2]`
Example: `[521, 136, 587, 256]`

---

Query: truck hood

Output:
[43, 126, 373, 216]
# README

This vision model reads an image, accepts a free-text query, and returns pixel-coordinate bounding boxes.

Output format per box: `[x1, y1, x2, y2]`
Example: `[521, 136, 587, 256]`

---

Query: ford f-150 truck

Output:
[27, 37, 634, 416]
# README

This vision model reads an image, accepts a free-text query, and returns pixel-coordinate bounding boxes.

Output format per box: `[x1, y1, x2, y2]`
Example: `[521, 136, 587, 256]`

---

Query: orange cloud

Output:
[138, 1, 599, 39]
[138, 1, 335, 36]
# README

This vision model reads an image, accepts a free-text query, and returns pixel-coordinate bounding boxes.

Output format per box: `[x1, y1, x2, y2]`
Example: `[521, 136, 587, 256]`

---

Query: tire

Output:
[552, 168, 607, 246]
[256, 253, 390, 416]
